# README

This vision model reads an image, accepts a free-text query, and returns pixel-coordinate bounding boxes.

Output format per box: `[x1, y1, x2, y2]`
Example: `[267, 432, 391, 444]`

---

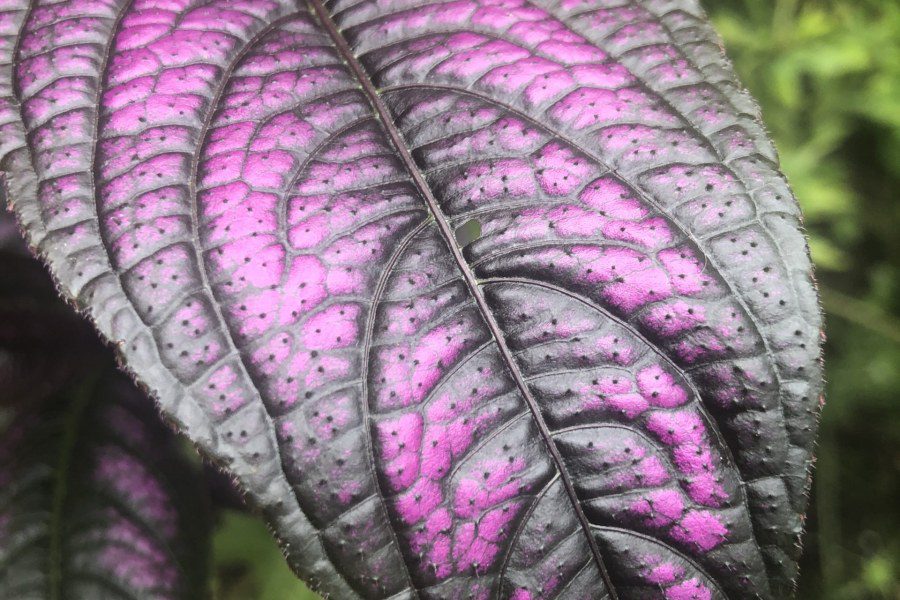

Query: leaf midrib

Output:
[306, 0, 620, 597]
[47, 375, 97, 600]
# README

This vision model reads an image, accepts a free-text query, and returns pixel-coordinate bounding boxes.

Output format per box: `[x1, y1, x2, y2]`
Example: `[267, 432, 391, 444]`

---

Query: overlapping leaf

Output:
[0, 0, 824, 598]
[0, 371, 210, 600]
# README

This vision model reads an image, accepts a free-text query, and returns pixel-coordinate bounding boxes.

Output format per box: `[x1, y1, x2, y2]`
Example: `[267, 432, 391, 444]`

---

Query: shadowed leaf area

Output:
[0, 0, 833, 598]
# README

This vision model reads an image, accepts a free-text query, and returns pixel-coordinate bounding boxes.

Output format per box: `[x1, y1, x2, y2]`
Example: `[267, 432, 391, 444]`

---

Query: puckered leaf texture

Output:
[0, 0, 824, 598]
[0, 209, 210, 599]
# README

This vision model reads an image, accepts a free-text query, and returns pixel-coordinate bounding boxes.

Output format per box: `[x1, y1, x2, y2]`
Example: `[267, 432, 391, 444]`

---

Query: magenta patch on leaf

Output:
[672, 510, 730, 552]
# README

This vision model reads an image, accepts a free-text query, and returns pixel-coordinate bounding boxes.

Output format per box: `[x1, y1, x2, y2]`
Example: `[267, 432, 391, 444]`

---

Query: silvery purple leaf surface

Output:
[0, 0, 824, 598]
[0, 208, 210, 599]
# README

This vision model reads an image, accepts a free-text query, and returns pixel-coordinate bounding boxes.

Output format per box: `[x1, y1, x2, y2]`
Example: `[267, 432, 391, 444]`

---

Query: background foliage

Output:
[203, 0, 900, 597]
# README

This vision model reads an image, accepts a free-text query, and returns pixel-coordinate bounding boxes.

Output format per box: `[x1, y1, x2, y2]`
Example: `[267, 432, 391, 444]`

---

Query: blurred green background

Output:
[209, 1, 900, 598]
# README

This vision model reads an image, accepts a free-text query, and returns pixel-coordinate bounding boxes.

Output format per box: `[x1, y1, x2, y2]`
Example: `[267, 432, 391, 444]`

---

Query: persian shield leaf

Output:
[0, 372, 211, 599]
[0, 0, 824, 598]
[0, 209, 210, 599]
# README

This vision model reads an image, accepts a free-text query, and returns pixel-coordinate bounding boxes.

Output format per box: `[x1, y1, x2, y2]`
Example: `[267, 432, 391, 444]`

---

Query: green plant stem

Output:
[48, 374, 99, 600]
[820, 286, 900, 344]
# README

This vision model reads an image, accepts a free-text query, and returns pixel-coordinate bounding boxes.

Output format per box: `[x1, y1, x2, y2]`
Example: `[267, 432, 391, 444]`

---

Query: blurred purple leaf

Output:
[0, 371, 211, 599]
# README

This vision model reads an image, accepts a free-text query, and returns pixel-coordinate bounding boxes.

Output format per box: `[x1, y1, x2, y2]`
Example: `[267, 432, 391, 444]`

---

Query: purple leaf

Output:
[0, 0, 824, 598]
[0, 373, 211, 599]
[0, 210, 210, 599]
[0, 372, 210, 599]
